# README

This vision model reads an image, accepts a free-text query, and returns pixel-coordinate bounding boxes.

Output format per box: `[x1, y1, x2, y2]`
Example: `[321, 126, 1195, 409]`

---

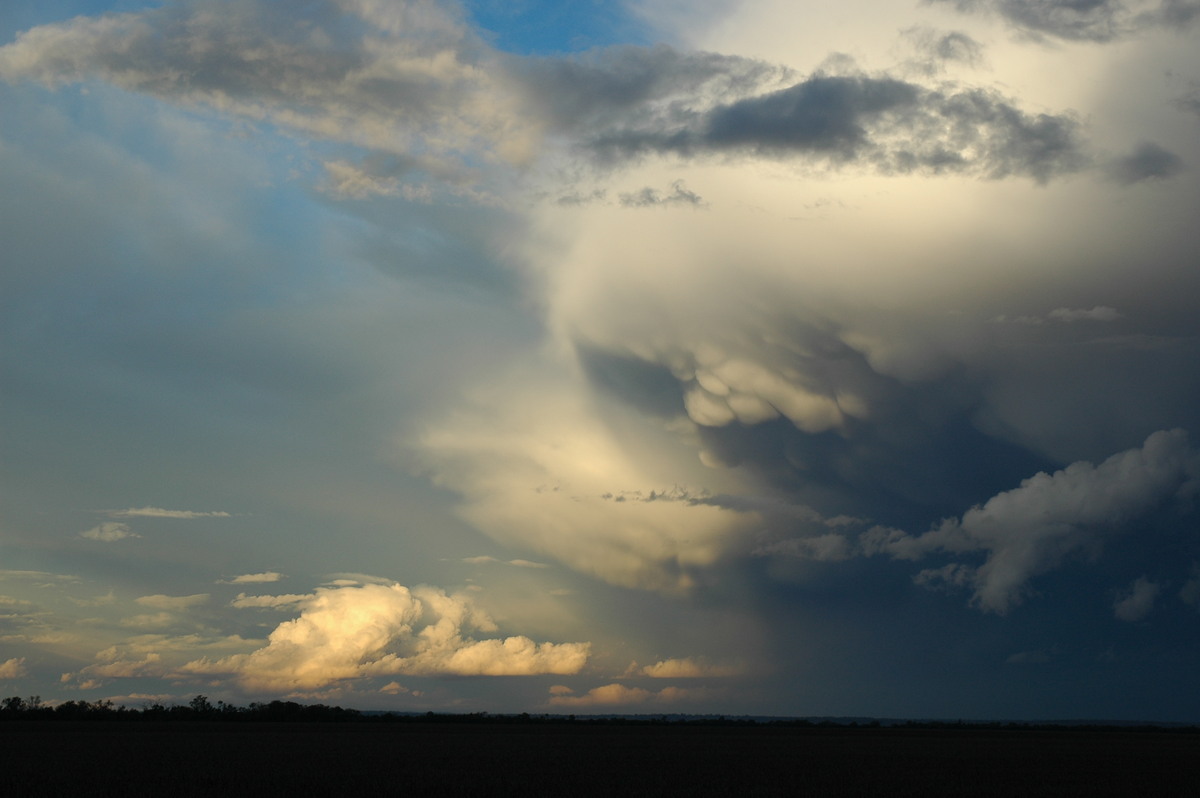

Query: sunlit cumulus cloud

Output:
[80, 522, 139, 542]
[0, 657, 28, 679]
[547, 683, 707, 708]
[182, 583, 589, 692]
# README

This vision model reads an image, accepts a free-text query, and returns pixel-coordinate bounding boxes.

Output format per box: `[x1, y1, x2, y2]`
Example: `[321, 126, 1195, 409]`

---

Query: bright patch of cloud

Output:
[230, 592, 313, 609]
[1047, 306, 1123, 323]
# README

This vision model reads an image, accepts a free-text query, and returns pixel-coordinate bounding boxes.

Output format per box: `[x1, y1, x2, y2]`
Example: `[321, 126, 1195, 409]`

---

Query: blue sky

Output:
[2, 0, 1199, 720]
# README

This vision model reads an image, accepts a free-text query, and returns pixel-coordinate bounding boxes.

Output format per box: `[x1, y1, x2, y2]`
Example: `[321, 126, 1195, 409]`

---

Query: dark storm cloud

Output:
[1107, 142, 1185, 183]
[581, 74, 1088, 182]
[929, 0, 1200, 41]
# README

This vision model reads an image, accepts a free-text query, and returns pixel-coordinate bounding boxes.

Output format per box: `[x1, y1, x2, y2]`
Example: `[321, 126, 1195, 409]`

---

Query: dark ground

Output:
[3, 721, 1197, 796]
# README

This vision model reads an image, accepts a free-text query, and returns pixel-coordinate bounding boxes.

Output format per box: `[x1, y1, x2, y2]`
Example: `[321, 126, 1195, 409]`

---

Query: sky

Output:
[1, 0, 1199, 721]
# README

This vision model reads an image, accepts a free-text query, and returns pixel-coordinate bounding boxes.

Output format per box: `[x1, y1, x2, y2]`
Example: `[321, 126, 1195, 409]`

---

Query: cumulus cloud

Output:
[105, 507, 230, 519]
[1113, 576, 1161, 621]
[0, 657, 28, 679]
[863, 429, 1200, 613]
[180, 583, 589, 691]
[80, 522, 139, 542]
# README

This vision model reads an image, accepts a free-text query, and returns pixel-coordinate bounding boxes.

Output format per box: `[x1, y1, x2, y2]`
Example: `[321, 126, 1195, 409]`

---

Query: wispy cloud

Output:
[80, 522, 139, 542]
[104, 507, 231, 519]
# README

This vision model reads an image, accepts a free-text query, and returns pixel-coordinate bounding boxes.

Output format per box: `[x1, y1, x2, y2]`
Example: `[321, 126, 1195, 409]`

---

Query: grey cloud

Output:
[1106, 142, 1185, 184]
[584, 75, 1087, 182]
[929, 0, 1200, 42]
[901, 28, 987, 75]
[1047, 306, 1123, 322]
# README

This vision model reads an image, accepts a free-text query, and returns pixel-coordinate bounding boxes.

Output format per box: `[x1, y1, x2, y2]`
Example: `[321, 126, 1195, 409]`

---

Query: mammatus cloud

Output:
[183, 583, 589, 691]
[105, 507, 231, 519]
[80, 522, 139, 542]
[0, 658, 28, 679]
[929, 0, 1200, 42]
[546, 683, 706, 707]
[861, 429, 1200, 613]
[1113, 576, 1161, 621]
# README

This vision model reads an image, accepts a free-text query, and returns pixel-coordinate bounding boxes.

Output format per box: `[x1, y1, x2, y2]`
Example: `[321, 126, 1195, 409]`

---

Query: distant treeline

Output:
[2, 695, 1197, 731]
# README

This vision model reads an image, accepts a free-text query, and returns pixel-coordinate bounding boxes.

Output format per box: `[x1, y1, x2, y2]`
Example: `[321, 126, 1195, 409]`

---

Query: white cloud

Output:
[462, 556, 550, 568]
[1113, 576, 1161, 621]
[106, 507, 231, 519]
[864, 429, 1200, 613]
[180, 583, 589, 691]
[0, 657, 28, 679]
[80, 522, 139, 542]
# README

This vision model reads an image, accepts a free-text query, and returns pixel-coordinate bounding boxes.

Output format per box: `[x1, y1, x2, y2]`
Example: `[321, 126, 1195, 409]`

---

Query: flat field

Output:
[3, 721, 1197, 796]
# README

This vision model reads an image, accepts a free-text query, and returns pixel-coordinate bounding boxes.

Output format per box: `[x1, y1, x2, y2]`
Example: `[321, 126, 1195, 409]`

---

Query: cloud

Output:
[0, 657, 27, 679]
[1046, 306, 1123, 323]
[928, 0, 1199, 42]
[1006, 649, 1052, 664]
[1106, 142, 1185, 185]
[901, 28, 987, 74]
[1181, 567, 1200, 609]
[0, 0, 537, 176]
[230, 592, 314, 609]
[863, 429, 1200, 613]
[0, 1, 1092, 189]
[180, 583, 589, 691]
[222, 572, 285, 584]
[637, 658, 743, 678]
[546, 682, 705, 707]
[80, 522, 139, 542]
[581, 72, 1087, 182]
[135, 594, 211, 610]
[618, 181, 705, 208]
[1113, 576, 1161, 621]
[461, 556, 550, 568]
[105, 507, 231, 519]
